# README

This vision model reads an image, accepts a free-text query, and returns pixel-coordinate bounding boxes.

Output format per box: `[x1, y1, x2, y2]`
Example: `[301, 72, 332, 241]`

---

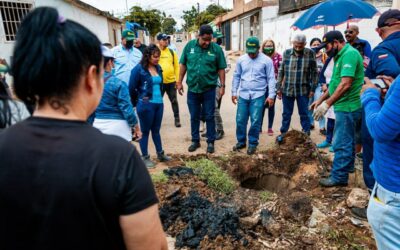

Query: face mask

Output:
[126, 40, 134, 49]
[263, 47, 274, 55]
[327, 44, 338, 57]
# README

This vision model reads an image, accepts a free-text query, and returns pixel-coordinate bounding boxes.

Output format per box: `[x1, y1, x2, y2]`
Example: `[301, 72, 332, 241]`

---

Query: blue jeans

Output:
[236, 96, 265, 147]
[308, 85, 326, 129]
[362, 108, 376, 190]
[330, 109, 362, 183]
[367, 183, 400, 249]
[326, 118, 335, 144]
[136, 101, 164, 156]
[187, 88, 216, 143]
[281, 95, 311, 134]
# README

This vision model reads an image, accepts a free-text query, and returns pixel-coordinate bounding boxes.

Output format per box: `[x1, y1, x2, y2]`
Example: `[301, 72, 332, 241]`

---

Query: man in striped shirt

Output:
[276, 34, 318, 141]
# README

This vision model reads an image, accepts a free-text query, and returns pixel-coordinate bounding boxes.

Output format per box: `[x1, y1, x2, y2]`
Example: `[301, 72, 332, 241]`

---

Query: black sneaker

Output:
[188, 142, 201, 152]
[215, 130, 224, 140]
[157, 150, 171, 162]
[247, 146, 257, 155]
[207, 142, 215, 154]
[175, 118, 181, 128]
[232, 143, 246, 151]
[351, 207, 368, 221]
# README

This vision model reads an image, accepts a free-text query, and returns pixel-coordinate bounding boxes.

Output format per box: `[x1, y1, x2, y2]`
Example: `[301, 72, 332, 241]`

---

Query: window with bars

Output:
[0, 1, 32, 41]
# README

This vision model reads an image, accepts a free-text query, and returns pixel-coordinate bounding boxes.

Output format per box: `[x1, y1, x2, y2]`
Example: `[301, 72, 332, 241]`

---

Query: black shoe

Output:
[175, 118, 181, 128]
[351, 207, 368, 221]
[310, 124, 315, 130]
[247, 146, 257, 155]
[319, 177, 348, 187]
[188, 142, 201, 152]
[215, 130, 224, 140]
[233, 143, 246, 151]
[207, 142, 215, 154]
[157, 150, 171, 162]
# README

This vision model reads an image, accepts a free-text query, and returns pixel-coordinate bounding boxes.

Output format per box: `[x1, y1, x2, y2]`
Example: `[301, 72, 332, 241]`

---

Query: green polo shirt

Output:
[329, 44, 364, 112]
[180, 39, 227, 93]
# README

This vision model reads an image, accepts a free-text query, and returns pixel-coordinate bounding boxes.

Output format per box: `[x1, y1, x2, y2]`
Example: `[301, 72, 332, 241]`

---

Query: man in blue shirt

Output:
[353, 9, 400, 219]
[345, 25, 372, 59]
[112, 30, 143, 85]
[232, 37, 276, 155]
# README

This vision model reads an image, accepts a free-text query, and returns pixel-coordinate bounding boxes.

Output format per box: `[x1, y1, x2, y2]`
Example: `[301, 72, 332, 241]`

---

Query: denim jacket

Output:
[128, 64, 163, 106]
[94, 71, 138, 126]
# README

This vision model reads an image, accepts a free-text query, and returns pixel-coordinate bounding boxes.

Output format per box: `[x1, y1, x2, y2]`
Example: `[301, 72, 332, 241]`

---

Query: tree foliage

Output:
[125, 6, 163, 37]
[182, 4, 230, 32]
[162, 16, 177, 34]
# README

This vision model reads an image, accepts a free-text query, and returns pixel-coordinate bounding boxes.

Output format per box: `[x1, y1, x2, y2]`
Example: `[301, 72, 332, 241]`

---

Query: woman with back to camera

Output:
[0, 7, 167, 250]
[129, 44, 171, 168]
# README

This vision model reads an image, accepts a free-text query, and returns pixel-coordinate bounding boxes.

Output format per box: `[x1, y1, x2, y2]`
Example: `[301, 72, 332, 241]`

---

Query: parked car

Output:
[176, 37, 182, 42]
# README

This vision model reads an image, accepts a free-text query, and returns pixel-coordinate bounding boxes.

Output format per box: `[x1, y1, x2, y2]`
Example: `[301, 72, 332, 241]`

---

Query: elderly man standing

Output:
[311, 31, 364, 187]
[232, 37, 276, 155]
[177, 24, 227, 154]
[112, 30, 143, 85]
[276, 34, 318, 141]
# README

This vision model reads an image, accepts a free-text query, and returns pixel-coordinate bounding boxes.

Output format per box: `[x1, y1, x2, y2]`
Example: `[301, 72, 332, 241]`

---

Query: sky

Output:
[81, 0, 233, 28]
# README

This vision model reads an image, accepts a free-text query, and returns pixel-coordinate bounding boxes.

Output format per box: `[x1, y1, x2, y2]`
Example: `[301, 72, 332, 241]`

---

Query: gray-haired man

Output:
[276, 34, 318, 141]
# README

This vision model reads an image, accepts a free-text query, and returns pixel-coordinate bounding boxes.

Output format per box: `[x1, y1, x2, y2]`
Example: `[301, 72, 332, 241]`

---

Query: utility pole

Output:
[125, 0, 129, 15]
[197, 2, 200, 14]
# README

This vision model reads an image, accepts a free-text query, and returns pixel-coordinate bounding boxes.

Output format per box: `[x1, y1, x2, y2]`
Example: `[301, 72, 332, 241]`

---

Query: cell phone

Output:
[370, 79, 387, 89]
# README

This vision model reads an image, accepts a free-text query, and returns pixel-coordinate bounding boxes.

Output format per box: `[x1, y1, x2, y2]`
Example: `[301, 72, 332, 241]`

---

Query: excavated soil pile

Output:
[157, 167, 262, 249]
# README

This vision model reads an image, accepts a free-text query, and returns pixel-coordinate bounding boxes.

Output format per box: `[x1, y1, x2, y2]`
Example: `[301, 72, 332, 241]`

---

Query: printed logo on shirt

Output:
[343, 64, 352, 68]
[190, 48, 195, 54]
[208, 51, 215, 57]
[378, 54, 388, 59]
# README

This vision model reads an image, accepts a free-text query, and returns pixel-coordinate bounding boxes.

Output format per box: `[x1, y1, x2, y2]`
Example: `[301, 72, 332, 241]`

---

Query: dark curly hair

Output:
[140, 44, 161, 69]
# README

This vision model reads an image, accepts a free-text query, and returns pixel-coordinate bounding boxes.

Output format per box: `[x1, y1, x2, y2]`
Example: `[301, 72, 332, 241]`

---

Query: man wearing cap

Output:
[112, 30, 143, 85]
[310, 31, 364, 187]
[351, 9, 400, 220]
[232, 37, 276, 155]
[157, 33, 181, 127]
[277, 34, 318, 141]
[177, 24, 227, 154]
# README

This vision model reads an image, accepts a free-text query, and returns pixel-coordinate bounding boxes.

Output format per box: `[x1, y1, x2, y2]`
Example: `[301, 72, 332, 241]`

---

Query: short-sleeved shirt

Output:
[0, 117, 158, 250]
[179, 39, 227, 93]
[329, 44, 364, 112]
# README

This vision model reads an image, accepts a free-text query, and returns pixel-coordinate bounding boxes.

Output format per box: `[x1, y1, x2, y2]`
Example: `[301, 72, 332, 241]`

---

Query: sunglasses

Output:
[344, 30, 354, 34]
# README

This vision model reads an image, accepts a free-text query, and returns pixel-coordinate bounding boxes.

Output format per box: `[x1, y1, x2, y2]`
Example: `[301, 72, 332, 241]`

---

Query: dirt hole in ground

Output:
[240, 174, 296, 193]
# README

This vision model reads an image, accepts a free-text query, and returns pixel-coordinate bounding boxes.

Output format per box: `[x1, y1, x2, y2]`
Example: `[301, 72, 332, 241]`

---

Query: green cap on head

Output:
[213, 30, 224, 39]
[122, 29, 135, 41]
[246, 37, 260, 53]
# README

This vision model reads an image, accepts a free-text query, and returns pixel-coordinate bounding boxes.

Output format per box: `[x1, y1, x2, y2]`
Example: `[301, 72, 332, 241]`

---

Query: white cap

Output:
[101, 46, 114, 58]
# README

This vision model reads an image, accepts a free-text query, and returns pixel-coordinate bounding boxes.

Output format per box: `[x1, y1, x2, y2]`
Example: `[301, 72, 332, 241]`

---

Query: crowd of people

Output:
[0, 5, 399, 249]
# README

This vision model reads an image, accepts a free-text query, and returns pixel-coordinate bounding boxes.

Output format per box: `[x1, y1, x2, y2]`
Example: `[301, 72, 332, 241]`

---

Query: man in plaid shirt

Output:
[276, 34, 318, 141]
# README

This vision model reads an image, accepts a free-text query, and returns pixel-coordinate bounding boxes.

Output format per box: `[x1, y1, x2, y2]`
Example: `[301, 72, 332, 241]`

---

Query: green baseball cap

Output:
[122, 29, 135, 41]
[213, 30, 224, 39]
[246, 37, 260, 53]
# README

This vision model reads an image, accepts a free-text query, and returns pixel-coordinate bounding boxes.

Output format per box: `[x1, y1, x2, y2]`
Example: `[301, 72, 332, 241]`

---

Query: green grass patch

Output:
[186, 158, 235, 194]
[259, 191, 274, 202]
[150, 172, 169, 184]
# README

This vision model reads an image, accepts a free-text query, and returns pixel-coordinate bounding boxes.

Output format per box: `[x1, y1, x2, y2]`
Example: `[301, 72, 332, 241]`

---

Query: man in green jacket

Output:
[177, 25, 227, 153]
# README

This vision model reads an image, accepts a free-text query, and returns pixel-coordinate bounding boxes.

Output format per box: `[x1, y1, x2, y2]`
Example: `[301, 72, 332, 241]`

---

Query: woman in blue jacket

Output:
[129, 44, 170, 168]
[93, 46, 141, 141]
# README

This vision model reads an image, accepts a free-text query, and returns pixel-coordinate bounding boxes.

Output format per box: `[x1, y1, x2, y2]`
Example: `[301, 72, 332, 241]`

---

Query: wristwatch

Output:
[220, 84, 225, 88]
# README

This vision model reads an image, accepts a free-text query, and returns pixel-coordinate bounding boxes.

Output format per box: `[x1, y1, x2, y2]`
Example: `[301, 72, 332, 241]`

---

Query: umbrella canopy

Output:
[292, 0, 378, 30]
